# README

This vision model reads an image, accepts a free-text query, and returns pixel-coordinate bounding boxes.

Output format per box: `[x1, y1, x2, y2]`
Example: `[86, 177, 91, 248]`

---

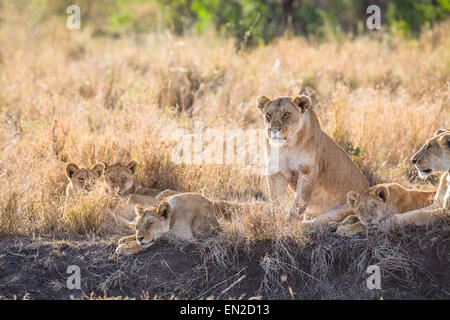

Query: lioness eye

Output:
[265, 114, 272, 120]
[283, 113, 291, 119]
[146, 223, 152, 229]
[79, 178, 84, 182]
[425, 144, 431, 150]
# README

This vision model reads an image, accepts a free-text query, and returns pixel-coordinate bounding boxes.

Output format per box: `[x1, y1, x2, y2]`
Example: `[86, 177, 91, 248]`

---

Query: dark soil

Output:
[0, 221, 449, 300]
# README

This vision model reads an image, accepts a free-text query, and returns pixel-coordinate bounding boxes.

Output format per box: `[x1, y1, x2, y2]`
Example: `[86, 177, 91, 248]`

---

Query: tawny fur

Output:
[256, 95, 368, 225]
[392, 129, 450, 226]
[339, 183, 436, 236]
[102, 161, 161, 197]
[65, 162, 105, 200]
[116, 193, 253, 255]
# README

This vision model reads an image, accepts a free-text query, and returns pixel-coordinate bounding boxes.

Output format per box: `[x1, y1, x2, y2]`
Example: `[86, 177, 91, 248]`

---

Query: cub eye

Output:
[78, 178, 84, 183]
[265, 114, 272, 120]
[146, 222, 153, 229]
[425, 144, 431, 150]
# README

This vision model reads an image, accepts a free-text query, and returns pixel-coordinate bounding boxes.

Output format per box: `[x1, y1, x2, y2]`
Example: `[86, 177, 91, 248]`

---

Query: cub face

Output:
[66, 162, 105, 194]
[103, 161, 137, 195]
[134, 201, 173, 248]
[347, 186, 392, 226]
[256, 95, 311, 147]
[411, 129, 450, 178]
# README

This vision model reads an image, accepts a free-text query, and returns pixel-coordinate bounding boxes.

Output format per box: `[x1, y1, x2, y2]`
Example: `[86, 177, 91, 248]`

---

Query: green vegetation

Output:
[40, 0, 450, 46]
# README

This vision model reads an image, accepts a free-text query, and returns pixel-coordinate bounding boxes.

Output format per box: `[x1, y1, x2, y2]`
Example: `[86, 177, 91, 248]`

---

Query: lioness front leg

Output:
[267, 172, 288, 203]
[118, 234, 136, 245]
[289, 169, 318, 219]
[116, 239, 145, 255]
[336, 221, 366, 237]
[393, 206, 443, 227]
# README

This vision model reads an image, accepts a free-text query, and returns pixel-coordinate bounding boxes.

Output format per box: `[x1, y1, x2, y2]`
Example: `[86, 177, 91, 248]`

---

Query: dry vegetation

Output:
[0, 4, 449, 299]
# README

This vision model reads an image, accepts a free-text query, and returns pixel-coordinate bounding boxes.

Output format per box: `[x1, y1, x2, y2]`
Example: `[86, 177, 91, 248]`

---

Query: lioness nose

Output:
[270, 127, 280, 134]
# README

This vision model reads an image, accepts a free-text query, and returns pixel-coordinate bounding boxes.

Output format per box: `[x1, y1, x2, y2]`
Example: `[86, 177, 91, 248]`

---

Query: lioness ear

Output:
[126, 160, 138, 174]
[438, 132, 450, 149]
[65, 162, 80, 179]
[292, 95, 311, 112]
[135, 205, 144, 216]
[256, 96, 271, 112]
[90, 162, 105, 178]
[156, 201, 172, 220]
[434, 129, 446, 136]
[375, 186, 389, 203]
[347, 191, 360, 209]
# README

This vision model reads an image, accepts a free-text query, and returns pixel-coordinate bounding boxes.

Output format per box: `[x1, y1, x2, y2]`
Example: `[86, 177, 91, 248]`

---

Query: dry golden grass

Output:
[0, 6, 449, 239]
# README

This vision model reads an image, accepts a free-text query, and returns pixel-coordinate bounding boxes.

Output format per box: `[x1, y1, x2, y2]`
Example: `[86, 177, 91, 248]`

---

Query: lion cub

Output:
[338, 183, 436, 236]
[102, 161, 161, 197]
[115, 193, 248, 255]
[102, 161, 180, 221]
[65, 162, 105, 200]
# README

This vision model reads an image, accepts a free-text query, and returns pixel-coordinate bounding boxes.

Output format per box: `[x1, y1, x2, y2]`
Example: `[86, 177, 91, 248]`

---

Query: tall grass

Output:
[0, 4, 448, 238]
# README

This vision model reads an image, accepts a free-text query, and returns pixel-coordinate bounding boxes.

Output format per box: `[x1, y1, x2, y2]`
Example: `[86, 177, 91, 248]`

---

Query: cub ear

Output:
[126, 160, 138, 174]
[375, 186, 389, 203]
[346, 191, 360, 209]
[65, 162, 80, 179]
[135, 205, 144, 216]
[292, 95, 311, 112]
[90, 162, 106, 178]
[156, 201, 172, 220]
[256, 96, 271, 112]
[438, 132, 450, 149]
[434, 129, 447, 136]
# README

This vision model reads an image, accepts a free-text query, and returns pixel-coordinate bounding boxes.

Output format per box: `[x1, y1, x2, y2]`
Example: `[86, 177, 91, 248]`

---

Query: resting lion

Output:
[65, 162, 105, 200]
[115, 193, 250, 255]
[338, 183, 436, 236]
[391, 129, 449, 226]
[101, 160, 180, 221]
[256, 95, 368, 225]
[102, 161, 162, 197]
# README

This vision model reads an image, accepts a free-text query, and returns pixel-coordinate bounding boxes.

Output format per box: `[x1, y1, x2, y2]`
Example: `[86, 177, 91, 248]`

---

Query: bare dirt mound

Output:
[0, 221, 449, 299]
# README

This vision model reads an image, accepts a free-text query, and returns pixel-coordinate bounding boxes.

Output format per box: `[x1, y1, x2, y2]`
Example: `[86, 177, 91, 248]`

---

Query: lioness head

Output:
[411, 129, 450, 178]
[256, 95, 312, 146]
[134, 201, 173, 248]
[65, 162, 105, 193]
[103, 161, 138, 195]
[347, 186, 393, 226]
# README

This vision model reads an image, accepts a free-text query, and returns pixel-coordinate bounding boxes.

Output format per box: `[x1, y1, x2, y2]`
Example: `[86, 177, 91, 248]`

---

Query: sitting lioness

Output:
[115, 193, 249, 255]
[256, 95, 368, 224]
[338, 183, 436, 236]
[390, 129, 449, 226]
[65, 162, 105, 200]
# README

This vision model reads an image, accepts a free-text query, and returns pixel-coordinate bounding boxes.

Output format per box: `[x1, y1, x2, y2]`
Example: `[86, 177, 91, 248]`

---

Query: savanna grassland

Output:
[0, 2, 449, 299]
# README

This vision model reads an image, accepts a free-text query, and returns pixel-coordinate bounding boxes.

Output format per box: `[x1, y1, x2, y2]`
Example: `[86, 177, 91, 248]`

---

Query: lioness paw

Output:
[115, 242, 143, 255]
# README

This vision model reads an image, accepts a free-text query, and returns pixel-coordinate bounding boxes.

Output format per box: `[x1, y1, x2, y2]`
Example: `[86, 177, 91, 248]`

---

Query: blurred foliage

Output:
[16, 0, 450, 45]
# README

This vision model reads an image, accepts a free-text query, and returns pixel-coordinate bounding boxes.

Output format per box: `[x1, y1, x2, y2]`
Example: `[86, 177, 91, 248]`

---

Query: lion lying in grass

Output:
[393, 129, 449, 226]
[335, 183, 436, 236]
[102, 161, 162, 198]
[336, 129, 449, 235]
[115, 192, 249, 255]
[65, 162, 105, 200]
[101, 160, 180, 219]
